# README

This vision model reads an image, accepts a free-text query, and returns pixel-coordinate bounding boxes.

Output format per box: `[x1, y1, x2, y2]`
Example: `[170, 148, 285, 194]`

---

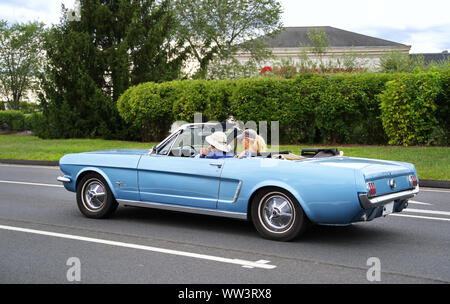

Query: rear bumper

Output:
[358, 186, 419, 210]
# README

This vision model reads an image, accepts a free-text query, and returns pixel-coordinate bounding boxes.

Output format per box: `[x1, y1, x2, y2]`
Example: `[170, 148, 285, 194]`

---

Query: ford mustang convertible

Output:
[57, 123, 419, 241]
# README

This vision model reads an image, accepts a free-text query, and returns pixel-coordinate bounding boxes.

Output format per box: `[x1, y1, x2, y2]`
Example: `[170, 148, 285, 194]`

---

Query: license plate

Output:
[382, 202, 394, 216]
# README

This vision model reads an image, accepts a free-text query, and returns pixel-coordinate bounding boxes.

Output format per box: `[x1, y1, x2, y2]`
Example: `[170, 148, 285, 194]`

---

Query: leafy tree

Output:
[175, 0, 283, 79]
[306, 27, 330, 57]
[40, 0, 186, 139]
[0, 21, 45, 110]
[378, 51, 413, 73]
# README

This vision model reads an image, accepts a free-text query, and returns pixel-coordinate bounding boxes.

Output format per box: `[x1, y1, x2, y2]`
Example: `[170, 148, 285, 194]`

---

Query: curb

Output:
[419, 179, 450, 189]
[0, 159, 59, 167]
[0, 158, 449, 189]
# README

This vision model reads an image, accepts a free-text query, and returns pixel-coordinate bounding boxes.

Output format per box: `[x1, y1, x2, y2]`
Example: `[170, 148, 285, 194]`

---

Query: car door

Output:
[137, 154, 223, 209]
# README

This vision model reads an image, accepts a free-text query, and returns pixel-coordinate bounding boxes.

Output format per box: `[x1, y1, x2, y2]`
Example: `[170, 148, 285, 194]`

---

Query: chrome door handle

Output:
[209, 163, 222, 168]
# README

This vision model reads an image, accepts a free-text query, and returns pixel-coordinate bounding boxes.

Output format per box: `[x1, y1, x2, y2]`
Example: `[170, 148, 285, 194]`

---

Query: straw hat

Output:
[205, 132, 231, 153]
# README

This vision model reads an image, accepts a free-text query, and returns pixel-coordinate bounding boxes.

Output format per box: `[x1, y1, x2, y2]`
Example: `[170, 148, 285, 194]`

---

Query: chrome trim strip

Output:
[117, 199, 247, 220]
[57, 176, 71, 183]
[359, 186, 419, 210]
[232, 181, 243, 203]
[370, 186, 419, 204]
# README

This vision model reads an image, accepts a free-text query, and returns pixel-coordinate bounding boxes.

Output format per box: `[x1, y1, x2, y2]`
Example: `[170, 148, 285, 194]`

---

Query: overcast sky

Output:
[1, 0, 449, 53]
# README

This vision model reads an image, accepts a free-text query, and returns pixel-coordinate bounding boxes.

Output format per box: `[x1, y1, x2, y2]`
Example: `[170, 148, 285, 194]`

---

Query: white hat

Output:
[205, 132, 231, 153]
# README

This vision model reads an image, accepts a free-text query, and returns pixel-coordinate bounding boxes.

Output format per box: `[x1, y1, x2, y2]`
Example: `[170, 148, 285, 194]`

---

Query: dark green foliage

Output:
[118, 80, 235, 141]
[117, 71, 449, 145]
[118, 82, 175, 142]
[39, 0, 184, 139]
[379, 72, 444, 146]
[230, 78, 306, 143]
[314, 73, 393, 144]
[436, 70, 450, 145]
[24, 112, 47, 136]
[173, 80, 235, 122]
[0, 110, 25, 131]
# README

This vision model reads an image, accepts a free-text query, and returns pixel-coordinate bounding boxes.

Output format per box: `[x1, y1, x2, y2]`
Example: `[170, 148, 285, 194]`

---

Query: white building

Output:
[235, 26, 411, 70]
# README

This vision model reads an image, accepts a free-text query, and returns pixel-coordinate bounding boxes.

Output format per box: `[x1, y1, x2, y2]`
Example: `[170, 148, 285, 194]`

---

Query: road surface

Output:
[0, 164, 449, 283]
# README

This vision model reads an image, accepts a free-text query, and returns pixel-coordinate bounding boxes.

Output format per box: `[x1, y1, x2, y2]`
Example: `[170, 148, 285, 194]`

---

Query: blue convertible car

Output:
[58, 123, 419, 241]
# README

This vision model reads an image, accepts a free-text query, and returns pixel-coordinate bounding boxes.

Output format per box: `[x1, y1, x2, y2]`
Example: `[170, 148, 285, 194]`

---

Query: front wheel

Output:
[76, 173, 118, 219]
[251, 188, 308, 241]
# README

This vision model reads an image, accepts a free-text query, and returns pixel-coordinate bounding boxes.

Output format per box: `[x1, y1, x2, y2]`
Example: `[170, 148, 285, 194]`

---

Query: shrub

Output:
[434, 69, 450, 145]
[379, 72, 442, 146]
[118, 82, 175, 142]
[0, 110, 25, 131]
[24, 112, 48, 137]
[117, 70, 449, 145]
[339, 73, 393, 144]
[286, 74, 323, 143]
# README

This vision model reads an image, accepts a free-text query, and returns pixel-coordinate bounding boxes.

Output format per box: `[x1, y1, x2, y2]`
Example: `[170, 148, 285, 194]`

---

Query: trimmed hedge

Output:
[117, 72, 449, 145]
[118, 80, 236, 141]
[379, 72, 442, 146]
[0, 110, 25, 131]
[24, 112, 48, 137]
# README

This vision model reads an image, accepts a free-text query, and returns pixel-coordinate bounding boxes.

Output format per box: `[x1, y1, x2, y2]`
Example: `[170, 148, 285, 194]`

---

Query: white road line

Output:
[0, 180, 63, 188]
[0, 224, 276, 270]
[408, 200, 432, 206]
[390, 214, 450, 222]
[404, 208, 450, 217]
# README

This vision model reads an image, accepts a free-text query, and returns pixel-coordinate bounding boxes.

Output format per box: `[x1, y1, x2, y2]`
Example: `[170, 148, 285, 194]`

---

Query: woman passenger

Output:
[237, 129, 267, 159]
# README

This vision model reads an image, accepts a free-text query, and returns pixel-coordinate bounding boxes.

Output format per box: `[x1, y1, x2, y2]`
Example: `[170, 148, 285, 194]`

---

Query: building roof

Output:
[410, 52, 449, 64]
[262, 26, 409, 48]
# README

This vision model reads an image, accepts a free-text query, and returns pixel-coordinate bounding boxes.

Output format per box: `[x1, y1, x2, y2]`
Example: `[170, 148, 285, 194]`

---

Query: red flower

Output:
[260, 66, 272, 74]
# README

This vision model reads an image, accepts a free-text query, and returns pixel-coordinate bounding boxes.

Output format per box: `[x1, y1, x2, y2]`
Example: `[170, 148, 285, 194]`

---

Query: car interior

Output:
[153, 124, 341, 160]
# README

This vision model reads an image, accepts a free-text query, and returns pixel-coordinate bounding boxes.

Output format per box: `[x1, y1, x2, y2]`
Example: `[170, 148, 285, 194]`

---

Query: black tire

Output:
[76, 173, 118, 219]
[251, 188, 308, 241]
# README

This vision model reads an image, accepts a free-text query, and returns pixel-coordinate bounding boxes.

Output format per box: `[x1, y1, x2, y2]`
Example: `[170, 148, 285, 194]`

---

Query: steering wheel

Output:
[180, 145, 198, 157]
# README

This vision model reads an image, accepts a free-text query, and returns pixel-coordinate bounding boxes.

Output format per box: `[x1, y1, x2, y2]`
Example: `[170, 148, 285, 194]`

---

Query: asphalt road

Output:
[0, 164, 449, 284]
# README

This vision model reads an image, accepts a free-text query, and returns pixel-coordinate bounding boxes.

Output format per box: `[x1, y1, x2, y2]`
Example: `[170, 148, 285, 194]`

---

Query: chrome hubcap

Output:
[83, 180, 106, 211]
[261, 194, 294, 232]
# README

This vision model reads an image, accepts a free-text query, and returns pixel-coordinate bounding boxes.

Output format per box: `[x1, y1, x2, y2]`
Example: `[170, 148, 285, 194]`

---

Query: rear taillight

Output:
[409, 175, 418, 187]
[366, 182, 376, 197]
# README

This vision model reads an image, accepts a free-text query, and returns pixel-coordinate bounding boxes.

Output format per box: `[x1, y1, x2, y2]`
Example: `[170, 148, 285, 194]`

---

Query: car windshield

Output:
[156, 124, 237, 157]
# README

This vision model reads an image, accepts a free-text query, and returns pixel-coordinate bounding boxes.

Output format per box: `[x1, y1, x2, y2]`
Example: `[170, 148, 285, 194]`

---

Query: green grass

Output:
[0, 135, 152, 161]
[278, 144, 449, 180]
[0, 135, 448, 180]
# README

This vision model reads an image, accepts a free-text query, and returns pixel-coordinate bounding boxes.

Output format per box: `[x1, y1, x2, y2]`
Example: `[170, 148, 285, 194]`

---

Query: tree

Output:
[40, 0, 186, 139]
[306, 27, 330, 57]
[175, 0, 283, 79]
[0, 21, 45, 110]
[378, 51, 414, 73]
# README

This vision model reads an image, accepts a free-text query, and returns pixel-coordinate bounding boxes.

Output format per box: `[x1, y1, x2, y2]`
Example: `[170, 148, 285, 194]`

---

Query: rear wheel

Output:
[76, 173, 117, 219]
[251, 188, 308, 241]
